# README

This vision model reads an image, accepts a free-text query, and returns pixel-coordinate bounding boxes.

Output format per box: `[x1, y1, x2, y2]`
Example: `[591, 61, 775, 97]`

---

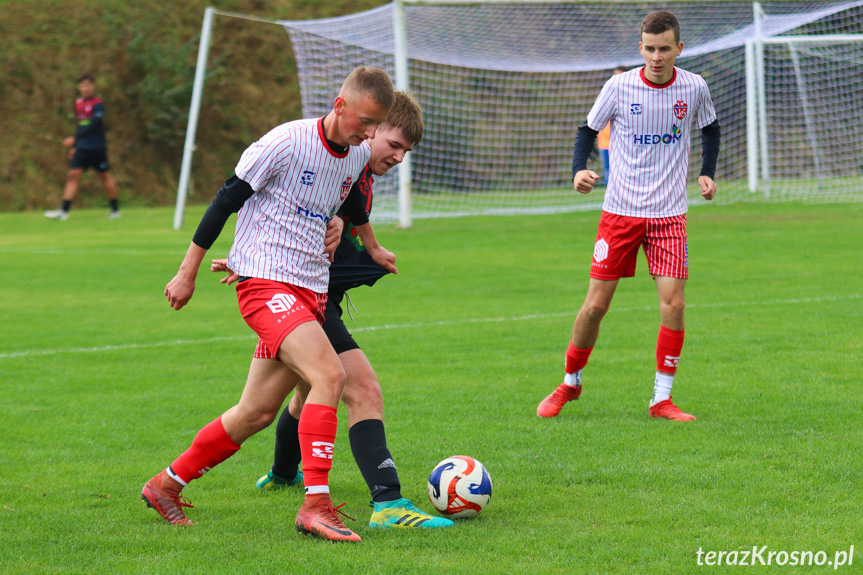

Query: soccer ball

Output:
[427, 455, 492, 518]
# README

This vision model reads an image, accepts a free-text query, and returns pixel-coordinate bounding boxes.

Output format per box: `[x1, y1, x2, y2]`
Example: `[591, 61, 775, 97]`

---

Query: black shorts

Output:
[322, 291, 360, 354]
[70, 148, 110, 172]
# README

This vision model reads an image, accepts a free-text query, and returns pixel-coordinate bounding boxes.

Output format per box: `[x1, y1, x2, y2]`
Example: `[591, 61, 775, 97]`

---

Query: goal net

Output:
[279, 1, 863, 223]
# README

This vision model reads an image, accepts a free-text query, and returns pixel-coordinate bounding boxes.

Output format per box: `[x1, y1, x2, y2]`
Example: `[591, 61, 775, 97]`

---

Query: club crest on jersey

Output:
[300, 171, 316, 186]
[673, 100, 688, 120]
[340, 176, 352, 201]
[630, 103, 643, 115]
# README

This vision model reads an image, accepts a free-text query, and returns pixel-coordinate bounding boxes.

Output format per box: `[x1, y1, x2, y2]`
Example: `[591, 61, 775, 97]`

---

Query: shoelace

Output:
[332, 502, 356, 522]
[345, 292, 359, 322]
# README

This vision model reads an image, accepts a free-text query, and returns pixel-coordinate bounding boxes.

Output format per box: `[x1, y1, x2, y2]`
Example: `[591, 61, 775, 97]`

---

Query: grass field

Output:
[1, 202, 861, 574]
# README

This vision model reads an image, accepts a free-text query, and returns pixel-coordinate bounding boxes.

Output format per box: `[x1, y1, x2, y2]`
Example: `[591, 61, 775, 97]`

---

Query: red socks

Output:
[656, 326, 685, 374]
[298, 403, 338, 495]
[565, 342, 593, 374]
[168, 416, 241, 485]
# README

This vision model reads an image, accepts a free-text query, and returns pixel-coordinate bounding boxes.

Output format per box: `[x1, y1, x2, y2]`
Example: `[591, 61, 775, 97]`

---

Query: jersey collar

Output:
[317, 117, 349, 158]
[639, 66, 677, 89]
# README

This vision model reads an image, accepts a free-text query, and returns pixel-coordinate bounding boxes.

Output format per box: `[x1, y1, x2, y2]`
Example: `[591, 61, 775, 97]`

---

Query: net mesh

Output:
[281, 1, 863, 221]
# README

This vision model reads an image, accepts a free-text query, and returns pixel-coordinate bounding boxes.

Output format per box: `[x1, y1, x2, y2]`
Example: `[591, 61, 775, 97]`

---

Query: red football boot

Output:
[537, 383, 582, 417]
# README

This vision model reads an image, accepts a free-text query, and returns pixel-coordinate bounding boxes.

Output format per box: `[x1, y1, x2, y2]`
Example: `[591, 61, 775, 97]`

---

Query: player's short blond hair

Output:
[641, 11, 680, 44]
[341, 66, 395, 110]
[381, 91, 424, 146]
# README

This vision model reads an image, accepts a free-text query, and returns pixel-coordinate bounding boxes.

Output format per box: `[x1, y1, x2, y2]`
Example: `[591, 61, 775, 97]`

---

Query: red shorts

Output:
[590, 212, 688, 280]
[236, 278, 327, 360]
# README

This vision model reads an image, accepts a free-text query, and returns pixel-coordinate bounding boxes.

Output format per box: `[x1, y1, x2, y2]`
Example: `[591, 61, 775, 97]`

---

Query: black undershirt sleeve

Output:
[699, 120, 721, 179]
[191, 175, 255, 249]
[571, 123, 599, 178]
[339, 180, 369, 227]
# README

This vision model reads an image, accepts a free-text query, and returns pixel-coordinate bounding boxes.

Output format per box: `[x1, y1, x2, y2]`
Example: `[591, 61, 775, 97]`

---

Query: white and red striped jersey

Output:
[228, 118, 371, 293]
[587, 66, 717, 218]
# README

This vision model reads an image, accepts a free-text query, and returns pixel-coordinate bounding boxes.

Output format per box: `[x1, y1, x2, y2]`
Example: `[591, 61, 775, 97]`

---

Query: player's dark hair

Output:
[342, 66, 395, 110]
[382, 91, 424, 146]
[77, 73, 95, 84]
[641, 11, 680, 44]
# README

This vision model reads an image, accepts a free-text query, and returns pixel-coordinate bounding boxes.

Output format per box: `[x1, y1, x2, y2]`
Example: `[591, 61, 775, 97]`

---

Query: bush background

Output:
[0, 0, 386, 212]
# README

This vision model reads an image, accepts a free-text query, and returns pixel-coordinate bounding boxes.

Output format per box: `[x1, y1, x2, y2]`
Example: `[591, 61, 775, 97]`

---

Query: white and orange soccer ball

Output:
[427, 455, 492, 518]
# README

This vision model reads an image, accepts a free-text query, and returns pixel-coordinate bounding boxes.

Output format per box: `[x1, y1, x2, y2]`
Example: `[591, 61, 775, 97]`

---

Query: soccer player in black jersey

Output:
[45, 74, 120, 220]
[213, 92, 453, 529]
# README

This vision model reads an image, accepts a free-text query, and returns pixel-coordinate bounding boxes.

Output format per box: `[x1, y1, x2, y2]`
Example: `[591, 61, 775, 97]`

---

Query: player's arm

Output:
[324, 216, 344, 262]
[164, 175, 254, 309]
[340, 177, 398, 274]
[354, 222, 397, 274]
[699, 119, 721, 201]
[210, 259, 239, 285]
[571, 123, 600, 194]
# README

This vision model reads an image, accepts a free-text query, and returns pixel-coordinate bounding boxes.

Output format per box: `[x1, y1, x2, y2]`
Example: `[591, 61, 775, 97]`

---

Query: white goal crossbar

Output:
[175, 1, 863, 229]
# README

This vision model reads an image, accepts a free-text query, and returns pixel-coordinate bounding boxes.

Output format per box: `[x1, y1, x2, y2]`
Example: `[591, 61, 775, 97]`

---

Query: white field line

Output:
[1, 294, 859, 360]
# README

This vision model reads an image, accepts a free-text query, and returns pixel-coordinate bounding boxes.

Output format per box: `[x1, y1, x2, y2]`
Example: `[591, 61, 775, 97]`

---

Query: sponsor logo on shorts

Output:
[312, 441, 334, 459]
[594, 238, 609, 263]
[266, 293, 297, 314]
[684, 243, 689, 267]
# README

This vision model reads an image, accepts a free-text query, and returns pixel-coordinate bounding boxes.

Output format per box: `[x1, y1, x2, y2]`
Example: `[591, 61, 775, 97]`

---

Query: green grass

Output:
[1, 202, 861, 574]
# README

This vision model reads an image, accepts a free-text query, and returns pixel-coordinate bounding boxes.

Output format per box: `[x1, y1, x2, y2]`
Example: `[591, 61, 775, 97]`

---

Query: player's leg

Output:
[95, 154, 120, 217]
[538, 212, 643, 417]
[644, 215, 695, 421]
[257, 376, 306, 490]
[337, 349, 453, 529]
[276, 321, 361, 541]
[44, 167, 83, 220]
[141, 358, 299, 525]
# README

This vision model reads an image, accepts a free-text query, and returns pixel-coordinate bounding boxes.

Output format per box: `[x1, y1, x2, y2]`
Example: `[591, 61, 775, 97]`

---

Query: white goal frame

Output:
[175, 1, 863, 229]
[745, 1, 863, 197]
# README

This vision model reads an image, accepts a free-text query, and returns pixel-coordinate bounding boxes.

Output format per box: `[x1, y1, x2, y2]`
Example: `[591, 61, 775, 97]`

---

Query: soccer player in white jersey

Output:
[141, 66, 395, 543]
[537, 11, 721, 421]
[214, 93, 453, 529]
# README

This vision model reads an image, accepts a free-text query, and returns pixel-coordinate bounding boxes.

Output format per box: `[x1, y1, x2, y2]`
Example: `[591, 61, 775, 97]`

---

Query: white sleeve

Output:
[695, 78, 717, 129]
[586, 77, 618, 132]
[234, 127, 294, 191]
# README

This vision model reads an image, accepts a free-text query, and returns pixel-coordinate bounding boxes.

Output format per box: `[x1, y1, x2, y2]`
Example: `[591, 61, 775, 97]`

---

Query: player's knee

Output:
[660, 296, 685, 317]
[236, 406, 279, 435]
[342, 375, 382, 410]
[581, 299, 611, 322]
[311, 363, 347, 398]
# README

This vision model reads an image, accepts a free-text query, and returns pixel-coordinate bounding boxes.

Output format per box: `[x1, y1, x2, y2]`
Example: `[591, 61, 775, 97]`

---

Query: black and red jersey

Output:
[74, 96, 107, 150]
[329, 163, 389, 292]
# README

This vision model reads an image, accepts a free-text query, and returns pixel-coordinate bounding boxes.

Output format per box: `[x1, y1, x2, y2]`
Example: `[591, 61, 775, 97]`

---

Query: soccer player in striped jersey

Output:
[141, 67, 395, 542]
[537, 11, 721, 421]
[214, 92, 453, 529]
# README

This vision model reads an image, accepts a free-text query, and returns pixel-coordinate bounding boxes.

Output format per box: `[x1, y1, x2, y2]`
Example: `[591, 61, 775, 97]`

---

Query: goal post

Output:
[748, 32, 863, 201]
[176, 1, 863, 229]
